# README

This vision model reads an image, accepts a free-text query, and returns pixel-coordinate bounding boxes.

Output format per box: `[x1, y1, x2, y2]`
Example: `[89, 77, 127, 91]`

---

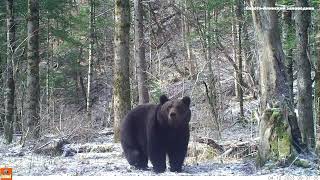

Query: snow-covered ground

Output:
[1, 96, 318, 176]
[0, 131, 318, 176]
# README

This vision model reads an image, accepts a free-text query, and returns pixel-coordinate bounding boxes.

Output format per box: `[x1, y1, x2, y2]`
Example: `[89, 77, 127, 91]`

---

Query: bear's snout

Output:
[169, 112, 176, 118]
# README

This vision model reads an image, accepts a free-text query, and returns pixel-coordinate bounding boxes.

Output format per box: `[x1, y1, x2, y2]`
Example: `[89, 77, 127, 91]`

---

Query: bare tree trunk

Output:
[0, 56, 4, 129]
[4, 0, 16, 143]
[250, 0, 305, 166]
[13, 87, 20, 134]
[231, 2, 244, 120]
[251, 1, 289, 110]
[46, 16, 50, 127]
[148, 3, 153, 73]
[113, 0, 131, 142]
[236, 0, 244, 120]
[295, 0, 315, 150]
[134, 0, 149, 104]
[242, 13, 255, 97]
[183, 0, 196, 79]
[87, 0, 95, 123]
[26, 0, 40, 139]
[316, 15, 320, 129]
[205, 2, 221, 140]
[77, 47, 87, 106]
[282, 10, 294, 105]
[19, 84, 26, 136]
[232, 5, 238, 98]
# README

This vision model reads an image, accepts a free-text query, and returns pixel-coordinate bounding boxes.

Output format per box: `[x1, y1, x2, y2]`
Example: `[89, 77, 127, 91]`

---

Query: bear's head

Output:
[158, 95, 191, 128]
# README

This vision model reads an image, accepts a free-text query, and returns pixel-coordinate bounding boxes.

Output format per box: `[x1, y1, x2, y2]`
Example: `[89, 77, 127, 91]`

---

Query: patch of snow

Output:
[1, 133, 318, 176]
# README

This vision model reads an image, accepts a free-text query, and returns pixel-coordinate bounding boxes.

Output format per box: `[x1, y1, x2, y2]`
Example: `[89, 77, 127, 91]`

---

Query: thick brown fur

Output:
[120, 95, 191, 173]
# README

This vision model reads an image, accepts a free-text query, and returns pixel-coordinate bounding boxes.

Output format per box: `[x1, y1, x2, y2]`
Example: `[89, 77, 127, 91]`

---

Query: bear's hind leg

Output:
[136, 152, 148, 170]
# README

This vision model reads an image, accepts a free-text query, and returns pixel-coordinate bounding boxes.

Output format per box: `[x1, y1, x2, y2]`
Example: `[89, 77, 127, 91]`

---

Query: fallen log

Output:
[196, 137, 258, 158]
[196, 137, 224, 152]
[99, 131, 114, 136]
[34, 138, 70, 156]
[220, 147, 234, 157]
[223, 141, 258, 158]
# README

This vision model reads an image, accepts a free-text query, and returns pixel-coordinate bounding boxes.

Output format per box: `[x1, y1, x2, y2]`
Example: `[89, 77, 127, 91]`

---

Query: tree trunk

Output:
[0, 56, 4, 130]
[134, 0, 149, 104]
[87, 0, 95, 122]
[250, 0, 305, 166]
[46, 16, 50, 127]
[236, 0, 244, 120]
[232, 2, 244, 120]
[282, 10, 294, 105]
[242, 13, 255, 97]
[4, 0, 16, 144]
[258, 108, 292, 166]
[183, 0, 196, 79]
[251, 0, 289, 111]
[232, 5, 238, 98]
[205, 2, 221, 140]
[26, 0, 40, 139]
[316, 15, 320, 129]
[113, 0, 131, 142]
[148, 2, 153, 74]
[77, 47, 87, 106]
[295, 0, 315, 150]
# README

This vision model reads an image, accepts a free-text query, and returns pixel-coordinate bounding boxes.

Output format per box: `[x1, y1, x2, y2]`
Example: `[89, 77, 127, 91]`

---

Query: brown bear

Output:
[120, 95, 191, 173]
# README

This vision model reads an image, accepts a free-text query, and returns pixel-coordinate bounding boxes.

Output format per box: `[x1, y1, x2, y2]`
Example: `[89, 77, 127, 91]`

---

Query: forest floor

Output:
[0, 92, 319, 176]
[0, 125, 318, 176]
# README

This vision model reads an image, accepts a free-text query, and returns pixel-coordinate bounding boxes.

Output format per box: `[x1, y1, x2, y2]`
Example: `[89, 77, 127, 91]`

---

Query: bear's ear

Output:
[182, 96, 191, 107]
[159, 95, 169, 105]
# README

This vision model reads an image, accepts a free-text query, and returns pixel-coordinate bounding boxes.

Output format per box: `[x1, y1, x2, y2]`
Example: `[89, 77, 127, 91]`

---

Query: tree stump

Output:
[257, 108, 293, 166]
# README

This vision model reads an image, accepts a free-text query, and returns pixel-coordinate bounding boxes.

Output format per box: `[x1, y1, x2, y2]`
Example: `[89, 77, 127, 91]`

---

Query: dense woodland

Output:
[0, 0, 320, 175]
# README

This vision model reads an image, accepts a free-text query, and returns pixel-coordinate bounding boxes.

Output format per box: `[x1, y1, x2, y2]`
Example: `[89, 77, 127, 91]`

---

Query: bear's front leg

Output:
[150, 151, 166, 173]
[167, 142, 188, 172]
[168, 151, 185, 172]
[148, 134, 166, 173]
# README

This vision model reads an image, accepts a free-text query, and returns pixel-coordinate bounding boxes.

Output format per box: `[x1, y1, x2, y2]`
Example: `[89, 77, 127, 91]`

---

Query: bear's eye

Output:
[168, 104, 173, 109]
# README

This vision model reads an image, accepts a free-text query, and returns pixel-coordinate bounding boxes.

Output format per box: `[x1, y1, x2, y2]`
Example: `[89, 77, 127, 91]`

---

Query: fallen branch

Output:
[33, 138, 70, 156]
[220, 147, 234, 157]
[196, 137, 224, 152]
[99, 131, 114, 136]
[196, 137, 258, 158]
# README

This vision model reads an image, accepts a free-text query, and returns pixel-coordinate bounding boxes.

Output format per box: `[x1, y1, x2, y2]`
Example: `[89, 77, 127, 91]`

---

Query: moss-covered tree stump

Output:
[258, 108, 293, 166]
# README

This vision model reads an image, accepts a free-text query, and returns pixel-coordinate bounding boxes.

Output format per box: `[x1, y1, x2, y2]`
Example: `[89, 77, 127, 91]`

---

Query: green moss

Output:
[113, 70, 131, 142]
[264, 109, 273, 122]
[113, 71, 131, 104]
[277, 133, 291, 158]
[204, 148, 218, 159]
[270, 109, 281, 120]
[269, 109, 291, 161]
[294, 159, 311, 168]
[270, 140, 278, 159]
